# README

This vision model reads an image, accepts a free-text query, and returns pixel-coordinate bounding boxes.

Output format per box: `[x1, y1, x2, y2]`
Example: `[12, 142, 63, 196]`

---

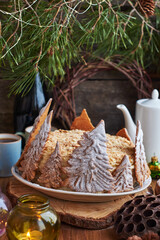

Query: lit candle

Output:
[17, 231, 31, 240]
[17, 230, 42, 240]
[26, 231, 30, 240]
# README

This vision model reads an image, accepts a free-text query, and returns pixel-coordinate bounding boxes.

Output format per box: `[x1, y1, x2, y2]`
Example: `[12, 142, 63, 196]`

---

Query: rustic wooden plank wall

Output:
[0, 77, 15, 133]
[0, 73, 160, 134]
[74, 71, 138, 135]
[74, 71, 160, 134]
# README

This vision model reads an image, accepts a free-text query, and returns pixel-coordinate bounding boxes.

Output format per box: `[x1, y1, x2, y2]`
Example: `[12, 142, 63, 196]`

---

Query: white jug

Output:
[117, 89, 160, 163]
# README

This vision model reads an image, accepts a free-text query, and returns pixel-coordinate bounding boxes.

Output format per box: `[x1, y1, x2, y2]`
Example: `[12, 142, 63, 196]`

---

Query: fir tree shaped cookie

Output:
[113, 155, 133, 192]
[64, 120, 115, 193]
[16, 98, 52, 167]
[38, 141, 63, 188]
[135, 120, 151, 187]
[19, 111, 53, 181]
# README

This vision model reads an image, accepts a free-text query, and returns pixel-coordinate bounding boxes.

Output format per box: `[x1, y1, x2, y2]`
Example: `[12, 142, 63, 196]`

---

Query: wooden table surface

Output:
[0, 177, 117, 240]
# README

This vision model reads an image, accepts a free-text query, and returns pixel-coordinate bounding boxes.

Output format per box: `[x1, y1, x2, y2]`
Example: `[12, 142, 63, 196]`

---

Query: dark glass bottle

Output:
[14, 72, 47, 133]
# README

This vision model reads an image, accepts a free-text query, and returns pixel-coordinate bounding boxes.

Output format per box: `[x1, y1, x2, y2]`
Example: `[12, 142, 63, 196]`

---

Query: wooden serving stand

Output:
[7, 178, 153, 230]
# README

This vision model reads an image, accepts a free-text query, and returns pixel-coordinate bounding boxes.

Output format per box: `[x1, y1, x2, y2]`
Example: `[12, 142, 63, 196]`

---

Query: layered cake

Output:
[16, 99, 150, 193]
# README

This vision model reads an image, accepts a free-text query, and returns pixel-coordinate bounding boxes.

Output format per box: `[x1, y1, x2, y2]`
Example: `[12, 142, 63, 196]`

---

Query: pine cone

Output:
[138, 0, 155, 16]
[127, 236, 142, 240]
[142, 231, 160, 240]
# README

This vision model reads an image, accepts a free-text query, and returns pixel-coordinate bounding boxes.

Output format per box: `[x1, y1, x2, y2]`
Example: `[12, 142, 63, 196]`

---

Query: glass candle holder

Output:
[6, 194, 60, 240]
[0, 188, 12, 237]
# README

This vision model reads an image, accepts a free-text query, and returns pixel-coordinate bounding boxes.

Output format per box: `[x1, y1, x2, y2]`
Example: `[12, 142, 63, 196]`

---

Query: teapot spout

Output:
[117, 104, 136, 143]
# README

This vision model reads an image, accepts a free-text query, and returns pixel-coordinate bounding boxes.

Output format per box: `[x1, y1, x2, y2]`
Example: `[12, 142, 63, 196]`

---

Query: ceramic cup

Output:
[24, 126, 33, 142]
[0, 133, 22, 177]
[17, 125, 56, 144]
[16, 126, 33, 143]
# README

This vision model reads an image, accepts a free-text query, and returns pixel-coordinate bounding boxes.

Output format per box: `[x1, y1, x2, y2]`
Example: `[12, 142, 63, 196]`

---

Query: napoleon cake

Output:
[16, 100, 150, 193]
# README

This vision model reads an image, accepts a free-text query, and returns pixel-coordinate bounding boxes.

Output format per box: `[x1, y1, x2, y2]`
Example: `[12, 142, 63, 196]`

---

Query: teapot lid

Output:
[138, 89, 160, 108]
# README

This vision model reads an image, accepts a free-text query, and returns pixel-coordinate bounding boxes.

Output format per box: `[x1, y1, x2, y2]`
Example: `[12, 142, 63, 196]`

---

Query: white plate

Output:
[12, 166, 152, 202]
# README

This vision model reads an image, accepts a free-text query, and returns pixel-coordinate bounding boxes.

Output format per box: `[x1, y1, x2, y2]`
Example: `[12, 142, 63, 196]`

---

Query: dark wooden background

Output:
[74, 70, 138, 134]
[0, 78, 15, 133]
[0, 71, 160, 134]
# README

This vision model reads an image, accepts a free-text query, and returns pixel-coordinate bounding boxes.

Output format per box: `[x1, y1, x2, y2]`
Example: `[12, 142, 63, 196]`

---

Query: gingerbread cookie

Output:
[18, 111, 53, 181]
[116, 128, 133, 143]
[113, 155, 134, 192]
[64, 120, 115, 193]
[70, 109, 94, 131]
[16, 98, 52, 167]
[134, 120, 150, 187]
[38, 141, 63, 188]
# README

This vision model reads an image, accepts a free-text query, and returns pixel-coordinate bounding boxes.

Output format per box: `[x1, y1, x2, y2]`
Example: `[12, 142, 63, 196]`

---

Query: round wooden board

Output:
[7, 178, 152, 230]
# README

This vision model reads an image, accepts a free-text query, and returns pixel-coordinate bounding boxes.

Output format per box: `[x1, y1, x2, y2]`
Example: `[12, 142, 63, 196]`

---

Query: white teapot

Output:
[117, 89, 160, 163]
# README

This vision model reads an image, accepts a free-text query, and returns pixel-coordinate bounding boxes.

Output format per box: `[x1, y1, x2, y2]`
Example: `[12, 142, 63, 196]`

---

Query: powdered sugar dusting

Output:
[19, 111, 52, 181]
[64, 120, 115, 193]
[38, 141, 63, 188]
[135, 120, 150, 187]
[113, 155, 133, 192]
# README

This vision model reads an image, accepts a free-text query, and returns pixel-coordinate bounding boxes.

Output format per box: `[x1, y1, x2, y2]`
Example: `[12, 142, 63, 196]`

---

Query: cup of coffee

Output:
[0, 134, 22, 177]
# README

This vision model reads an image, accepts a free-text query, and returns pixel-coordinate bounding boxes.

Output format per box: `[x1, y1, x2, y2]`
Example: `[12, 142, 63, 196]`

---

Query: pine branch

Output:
[0, 0, 159, 95]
